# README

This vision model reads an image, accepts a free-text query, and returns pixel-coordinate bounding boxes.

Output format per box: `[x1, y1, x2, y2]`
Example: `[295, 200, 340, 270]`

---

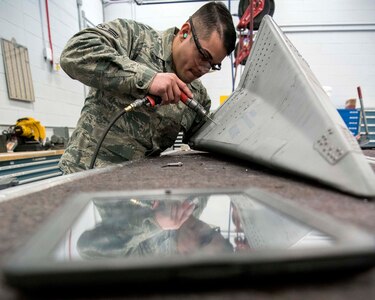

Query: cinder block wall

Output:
[274, 0, 375, 108]
[0, 0, 103, 137]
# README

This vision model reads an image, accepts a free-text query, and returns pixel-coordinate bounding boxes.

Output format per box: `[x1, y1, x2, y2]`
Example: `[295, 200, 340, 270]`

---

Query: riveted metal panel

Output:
[190, 16, 375, 197]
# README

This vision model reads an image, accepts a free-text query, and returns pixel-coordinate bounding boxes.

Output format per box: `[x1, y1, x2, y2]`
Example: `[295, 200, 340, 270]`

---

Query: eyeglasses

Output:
[188, 17, 221, 71]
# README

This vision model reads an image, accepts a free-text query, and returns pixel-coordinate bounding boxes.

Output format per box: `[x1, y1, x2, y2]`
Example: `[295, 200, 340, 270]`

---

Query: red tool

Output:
[127, 92, 217, 124]
[179, 92, 217, 124]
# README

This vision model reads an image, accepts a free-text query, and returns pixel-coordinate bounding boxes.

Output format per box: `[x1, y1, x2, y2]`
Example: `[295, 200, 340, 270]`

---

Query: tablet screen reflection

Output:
[53, 193, 334, 261]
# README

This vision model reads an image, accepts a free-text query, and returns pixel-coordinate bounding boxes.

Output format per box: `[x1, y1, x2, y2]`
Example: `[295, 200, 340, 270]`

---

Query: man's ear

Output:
[179, 22, 190, 40]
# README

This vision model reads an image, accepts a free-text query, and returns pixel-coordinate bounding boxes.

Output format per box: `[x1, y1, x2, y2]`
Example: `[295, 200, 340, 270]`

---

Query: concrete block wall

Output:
[273, 0, 375, 108]
[0, 0, 103, 137]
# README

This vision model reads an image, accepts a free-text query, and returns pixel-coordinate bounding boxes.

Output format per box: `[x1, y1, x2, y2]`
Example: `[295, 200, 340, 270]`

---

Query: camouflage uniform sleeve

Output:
[76, 215, 164, 259]
[60, 19, 157, 98]
[182, 82, 211, 143]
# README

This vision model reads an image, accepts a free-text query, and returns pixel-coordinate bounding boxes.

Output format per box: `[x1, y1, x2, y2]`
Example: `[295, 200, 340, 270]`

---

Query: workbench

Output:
[0, 150, 63, 188]
[0, 149, 374, 299]
[0, 150, 64, 162]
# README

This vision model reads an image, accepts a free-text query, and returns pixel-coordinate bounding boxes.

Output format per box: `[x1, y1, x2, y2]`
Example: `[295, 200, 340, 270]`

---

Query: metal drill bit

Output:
[206, 115, 218, 125]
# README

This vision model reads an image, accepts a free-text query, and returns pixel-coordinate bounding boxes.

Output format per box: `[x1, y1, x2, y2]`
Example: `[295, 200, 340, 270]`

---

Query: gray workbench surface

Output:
[1, 149, 374, 299]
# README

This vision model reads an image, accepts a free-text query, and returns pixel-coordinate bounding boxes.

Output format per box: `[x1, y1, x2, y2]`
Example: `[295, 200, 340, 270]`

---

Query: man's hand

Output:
[149, 73, 193, 105]
[154, 200, 195, 230]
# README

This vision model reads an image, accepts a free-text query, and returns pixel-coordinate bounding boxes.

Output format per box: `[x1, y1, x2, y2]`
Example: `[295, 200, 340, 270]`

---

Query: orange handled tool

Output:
[137, 92, 217, 124]
[179, 92, 216, 123]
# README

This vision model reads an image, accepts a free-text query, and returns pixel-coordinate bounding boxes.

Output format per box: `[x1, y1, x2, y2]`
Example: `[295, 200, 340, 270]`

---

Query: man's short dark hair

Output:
[192, 1, 236, 56]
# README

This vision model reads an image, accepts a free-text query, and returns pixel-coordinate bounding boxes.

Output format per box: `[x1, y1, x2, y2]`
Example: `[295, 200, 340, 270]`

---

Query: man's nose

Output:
[197, 63, 211, 75]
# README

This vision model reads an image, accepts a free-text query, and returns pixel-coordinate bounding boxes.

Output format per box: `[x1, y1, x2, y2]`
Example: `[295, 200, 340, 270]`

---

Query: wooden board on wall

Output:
[1, 38, 35, 102]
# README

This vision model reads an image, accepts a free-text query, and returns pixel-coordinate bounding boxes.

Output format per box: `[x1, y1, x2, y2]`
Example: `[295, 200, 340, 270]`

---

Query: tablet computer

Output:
[3, 188, 375, 293]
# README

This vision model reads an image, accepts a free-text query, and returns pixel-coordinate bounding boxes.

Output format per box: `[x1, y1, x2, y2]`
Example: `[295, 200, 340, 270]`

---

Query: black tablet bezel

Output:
[3, 188, 375, 290]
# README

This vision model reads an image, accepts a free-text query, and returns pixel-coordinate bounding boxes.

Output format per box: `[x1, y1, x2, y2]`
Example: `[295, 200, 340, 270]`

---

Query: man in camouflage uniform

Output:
[59, 2, 236, 174]
[77, 196, 233, 258]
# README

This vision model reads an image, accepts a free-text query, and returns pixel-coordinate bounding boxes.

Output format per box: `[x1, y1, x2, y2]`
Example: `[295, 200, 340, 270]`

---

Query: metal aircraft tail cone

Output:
[190, 16, 375, 197]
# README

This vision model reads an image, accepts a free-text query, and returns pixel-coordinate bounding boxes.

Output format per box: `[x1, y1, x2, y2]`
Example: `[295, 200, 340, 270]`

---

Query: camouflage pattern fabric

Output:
[59, 19, 210, 174]
[77, 197, 208, 259]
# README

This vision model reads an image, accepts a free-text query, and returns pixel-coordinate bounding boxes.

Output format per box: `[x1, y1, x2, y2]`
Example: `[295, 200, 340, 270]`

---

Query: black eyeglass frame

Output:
[188, 17, 222, 71]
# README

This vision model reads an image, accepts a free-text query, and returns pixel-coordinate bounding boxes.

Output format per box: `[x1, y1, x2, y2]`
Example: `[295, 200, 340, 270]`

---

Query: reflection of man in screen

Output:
[77, 197, 233, 259]
[176, 218, 232, 255]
